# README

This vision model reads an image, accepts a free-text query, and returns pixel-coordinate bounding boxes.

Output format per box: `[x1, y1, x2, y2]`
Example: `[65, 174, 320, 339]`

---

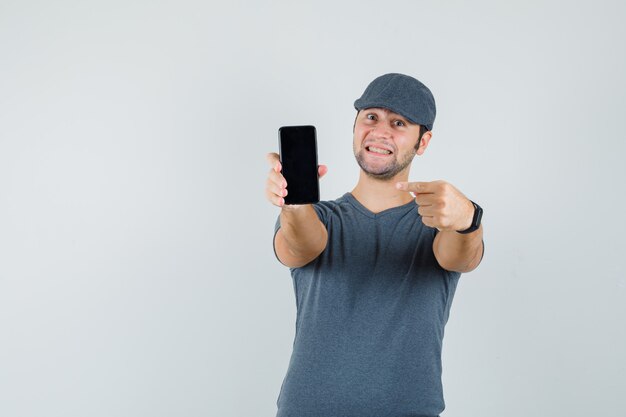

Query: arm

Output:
[266, 153, 329, 268]
[433, 225, 484, 273]
[275, 205, 328, 268]
[396, 180, 485, 273]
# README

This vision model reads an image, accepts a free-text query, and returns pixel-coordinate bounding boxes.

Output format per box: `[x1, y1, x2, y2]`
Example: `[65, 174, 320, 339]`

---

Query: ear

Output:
[416, 131, 432, 156]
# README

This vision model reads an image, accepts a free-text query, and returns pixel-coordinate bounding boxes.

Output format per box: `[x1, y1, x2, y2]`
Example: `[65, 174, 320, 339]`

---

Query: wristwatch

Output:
[456, 200, 483, 234]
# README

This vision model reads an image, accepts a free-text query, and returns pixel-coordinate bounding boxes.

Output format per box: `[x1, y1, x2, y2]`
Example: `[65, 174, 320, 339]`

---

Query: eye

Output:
[366, 113, 377, 121]
[394, 120, 406, 127]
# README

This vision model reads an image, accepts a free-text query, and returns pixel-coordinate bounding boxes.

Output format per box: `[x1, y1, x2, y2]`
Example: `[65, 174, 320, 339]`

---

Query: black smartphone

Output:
[278, 125, 320, 205]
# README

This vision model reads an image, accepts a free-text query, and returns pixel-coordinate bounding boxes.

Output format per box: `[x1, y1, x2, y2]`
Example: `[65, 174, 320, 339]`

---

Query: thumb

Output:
[318, 164, 328, 179]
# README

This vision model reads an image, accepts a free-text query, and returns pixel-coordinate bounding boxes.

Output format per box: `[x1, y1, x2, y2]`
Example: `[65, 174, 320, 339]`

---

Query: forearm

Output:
[276, 205, 328, 266]
[433, 224, 484, 273]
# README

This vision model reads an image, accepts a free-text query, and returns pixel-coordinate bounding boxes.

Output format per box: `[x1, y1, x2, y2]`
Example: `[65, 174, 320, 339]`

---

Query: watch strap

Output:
[456, 200, 482, 234]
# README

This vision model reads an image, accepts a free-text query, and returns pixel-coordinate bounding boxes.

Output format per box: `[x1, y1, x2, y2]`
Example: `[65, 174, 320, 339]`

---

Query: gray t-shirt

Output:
[274, 193, 463, 417]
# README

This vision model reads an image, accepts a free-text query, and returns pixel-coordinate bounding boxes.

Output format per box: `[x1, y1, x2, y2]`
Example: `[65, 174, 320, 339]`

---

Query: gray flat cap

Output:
[354, 73, 436, 131]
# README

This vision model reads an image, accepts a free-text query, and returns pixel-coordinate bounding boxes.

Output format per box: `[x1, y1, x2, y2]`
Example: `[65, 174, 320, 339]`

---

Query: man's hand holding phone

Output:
[267, 125, 329, 267]
[265, 152, 327, 208]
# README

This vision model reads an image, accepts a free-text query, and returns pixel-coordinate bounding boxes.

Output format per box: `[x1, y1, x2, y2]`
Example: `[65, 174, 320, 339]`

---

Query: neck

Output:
[351, 170, 414, 213]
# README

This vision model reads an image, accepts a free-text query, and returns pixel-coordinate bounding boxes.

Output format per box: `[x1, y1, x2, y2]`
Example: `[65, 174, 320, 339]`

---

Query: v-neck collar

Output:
[342, 193, 416, 219]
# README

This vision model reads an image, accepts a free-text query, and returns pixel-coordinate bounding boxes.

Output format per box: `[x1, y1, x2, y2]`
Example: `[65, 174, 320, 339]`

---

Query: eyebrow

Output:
[366, 109, 411, 123]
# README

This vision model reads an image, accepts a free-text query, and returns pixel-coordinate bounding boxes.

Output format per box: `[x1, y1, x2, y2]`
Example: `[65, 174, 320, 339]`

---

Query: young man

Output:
[265, 73, 484, 417]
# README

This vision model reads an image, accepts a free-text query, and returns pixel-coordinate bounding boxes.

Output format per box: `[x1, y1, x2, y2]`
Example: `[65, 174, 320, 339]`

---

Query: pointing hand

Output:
[396, 180, 474, 232]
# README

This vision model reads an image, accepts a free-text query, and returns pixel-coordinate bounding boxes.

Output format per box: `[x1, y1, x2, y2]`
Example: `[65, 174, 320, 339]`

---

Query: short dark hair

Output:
[416, 125, 428, 150]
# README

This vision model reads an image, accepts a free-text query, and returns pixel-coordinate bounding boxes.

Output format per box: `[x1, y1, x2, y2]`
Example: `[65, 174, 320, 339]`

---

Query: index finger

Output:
[266, 152, 281, 172]
[395, 181, 436, 193]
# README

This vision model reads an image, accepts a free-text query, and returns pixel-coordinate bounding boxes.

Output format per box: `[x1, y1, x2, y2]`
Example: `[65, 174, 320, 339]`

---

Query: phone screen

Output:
[278, 125, 320, 205]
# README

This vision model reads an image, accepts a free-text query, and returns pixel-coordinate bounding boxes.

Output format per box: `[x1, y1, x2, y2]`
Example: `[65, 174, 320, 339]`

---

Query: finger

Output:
[318, 164, 328, 179]
[396, 181, 436, 193]
[417, 205, 436, 217]
[419, 212, 438, 229]
[266, 177, 288, 199]
[266, 152, 281, 172]
[265, 188, 285, 207]
[414, 193, 436, 206]
[268, 168, 287, 189]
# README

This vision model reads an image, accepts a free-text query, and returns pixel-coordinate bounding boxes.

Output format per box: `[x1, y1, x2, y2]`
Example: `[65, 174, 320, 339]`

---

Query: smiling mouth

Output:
[366, 146, 392, 155]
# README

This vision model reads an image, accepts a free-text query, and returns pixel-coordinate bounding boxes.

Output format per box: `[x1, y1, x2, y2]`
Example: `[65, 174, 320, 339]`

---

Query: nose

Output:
[370, 122, 392, 139]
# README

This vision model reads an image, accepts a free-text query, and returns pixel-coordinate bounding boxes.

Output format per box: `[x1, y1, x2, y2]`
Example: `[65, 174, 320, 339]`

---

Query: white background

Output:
[1, 0, 625, 416]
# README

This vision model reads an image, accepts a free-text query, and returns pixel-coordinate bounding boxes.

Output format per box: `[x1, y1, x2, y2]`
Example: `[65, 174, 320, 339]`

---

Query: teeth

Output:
[369, 146, 391, 154]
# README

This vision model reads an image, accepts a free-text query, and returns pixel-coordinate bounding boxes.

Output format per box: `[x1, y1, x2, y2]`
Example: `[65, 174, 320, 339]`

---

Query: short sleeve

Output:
[310, 201, 333, 227]
[273, 215, 283, 264]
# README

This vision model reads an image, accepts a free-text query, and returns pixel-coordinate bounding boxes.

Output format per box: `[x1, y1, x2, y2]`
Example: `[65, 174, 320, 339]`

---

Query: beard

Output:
[353, 145, 417, 181]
